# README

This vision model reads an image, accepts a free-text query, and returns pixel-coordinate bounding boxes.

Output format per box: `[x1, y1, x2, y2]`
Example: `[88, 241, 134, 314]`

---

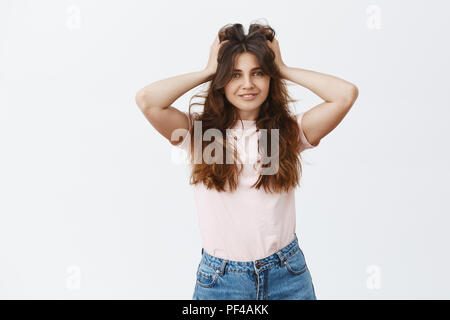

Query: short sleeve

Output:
[295, 112, 320, 152]
[174, 111, 192, 153]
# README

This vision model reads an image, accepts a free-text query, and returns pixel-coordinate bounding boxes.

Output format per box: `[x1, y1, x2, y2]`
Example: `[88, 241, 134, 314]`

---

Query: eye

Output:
[231, 71, 264, 78]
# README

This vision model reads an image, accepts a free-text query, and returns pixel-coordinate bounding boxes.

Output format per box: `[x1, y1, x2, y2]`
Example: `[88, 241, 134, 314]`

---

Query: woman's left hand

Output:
[266, 38, 287, 71]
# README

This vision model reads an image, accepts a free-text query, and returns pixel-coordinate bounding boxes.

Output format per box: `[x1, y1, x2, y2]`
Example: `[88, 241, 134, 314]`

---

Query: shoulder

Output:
[173, 111, 197, 152]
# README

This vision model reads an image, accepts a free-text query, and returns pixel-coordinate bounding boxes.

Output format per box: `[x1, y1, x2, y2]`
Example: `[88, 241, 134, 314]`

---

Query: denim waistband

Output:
[200, 233, 301, 274]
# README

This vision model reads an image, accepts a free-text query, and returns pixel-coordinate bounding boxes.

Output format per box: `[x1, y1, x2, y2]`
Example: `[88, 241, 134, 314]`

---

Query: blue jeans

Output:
[192, 234, 317, 300]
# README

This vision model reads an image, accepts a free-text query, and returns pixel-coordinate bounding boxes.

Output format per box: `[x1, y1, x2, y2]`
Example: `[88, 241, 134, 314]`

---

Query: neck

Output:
[237, 109, 259, 121]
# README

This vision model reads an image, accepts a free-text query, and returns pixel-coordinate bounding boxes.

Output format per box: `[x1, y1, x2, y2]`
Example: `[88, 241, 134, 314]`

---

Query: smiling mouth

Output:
[239, 93, 258, 100]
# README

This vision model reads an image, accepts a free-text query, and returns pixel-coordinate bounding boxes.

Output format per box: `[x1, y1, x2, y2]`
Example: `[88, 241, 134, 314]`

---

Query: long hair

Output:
[185, 22, 305, 194]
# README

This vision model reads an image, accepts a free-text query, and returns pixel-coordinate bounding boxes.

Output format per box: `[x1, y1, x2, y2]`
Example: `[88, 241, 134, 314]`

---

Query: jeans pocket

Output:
[196, 261, 220, 288]
[284, 247, 308, 275]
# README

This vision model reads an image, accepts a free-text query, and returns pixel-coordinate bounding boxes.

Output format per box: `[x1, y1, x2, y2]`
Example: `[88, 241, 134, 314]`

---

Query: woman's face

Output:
[224, 52, 270, 120]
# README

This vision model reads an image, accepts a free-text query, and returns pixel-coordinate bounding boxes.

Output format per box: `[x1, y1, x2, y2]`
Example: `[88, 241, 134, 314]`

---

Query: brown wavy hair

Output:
[185, 22, 306, 194]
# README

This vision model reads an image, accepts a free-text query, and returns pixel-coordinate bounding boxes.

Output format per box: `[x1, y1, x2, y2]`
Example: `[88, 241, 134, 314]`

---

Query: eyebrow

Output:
[232, 67, 262, 72]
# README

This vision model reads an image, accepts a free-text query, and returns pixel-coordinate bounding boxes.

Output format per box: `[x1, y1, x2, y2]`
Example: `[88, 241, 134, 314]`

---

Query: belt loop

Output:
[219, 259, 228, 276]
[275, 250, 285, 266]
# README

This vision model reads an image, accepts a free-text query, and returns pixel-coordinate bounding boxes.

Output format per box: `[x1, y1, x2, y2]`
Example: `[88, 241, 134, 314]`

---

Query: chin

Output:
[232, 100, 261, 109]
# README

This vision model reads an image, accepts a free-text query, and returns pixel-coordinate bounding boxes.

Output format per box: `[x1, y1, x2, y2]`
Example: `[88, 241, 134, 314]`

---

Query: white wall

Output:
[0, 0, 449, 299]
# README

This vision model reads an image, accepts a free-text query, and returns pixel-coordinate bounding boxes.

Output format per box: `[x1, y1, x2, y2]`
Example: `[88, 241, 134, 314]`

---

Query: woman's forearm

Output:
[136, 69, 214, 111]
[280, 65, 358, 103]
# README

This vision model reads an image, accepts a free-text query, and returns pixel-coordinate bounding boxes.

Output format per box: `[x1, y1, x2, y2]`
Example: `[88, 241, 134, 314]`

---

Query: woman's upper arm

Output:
[296, 112, 320, 151]
[138, 106, 190, 146]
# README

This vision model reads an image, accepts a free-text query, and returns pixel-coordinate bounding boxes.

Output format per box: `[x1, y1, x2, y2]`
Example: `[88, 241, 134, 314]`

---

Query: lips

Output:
[239, 94, 258, 101]
[239, 93, 258, 96]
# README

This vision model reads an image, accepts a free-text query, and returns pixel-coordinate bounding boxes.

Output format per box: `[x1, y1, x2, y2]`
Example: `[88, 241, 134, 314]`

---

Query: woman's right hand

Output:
[204, 34, 229, 75]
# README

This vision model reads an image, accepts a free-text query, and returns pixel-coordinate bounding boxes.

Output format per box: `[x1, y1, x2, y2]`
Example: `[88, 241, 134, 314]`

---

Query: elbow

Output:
[349, 84, 359, 102]
[338, 84, 359, 108]
[135, 89, 151, 111]
[348, 84, 359, 101]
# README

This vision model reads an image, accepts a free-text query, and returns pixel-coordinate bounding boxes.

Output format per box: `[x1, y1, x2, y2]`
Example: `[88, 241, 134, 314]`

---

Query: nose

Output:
[242, 75, 255, 89]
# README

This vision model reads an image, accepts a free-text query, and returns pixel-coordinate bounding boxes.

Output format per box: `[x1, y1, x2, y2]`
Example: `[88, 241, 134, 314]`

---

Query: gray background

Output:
[0, 0, 449, 299]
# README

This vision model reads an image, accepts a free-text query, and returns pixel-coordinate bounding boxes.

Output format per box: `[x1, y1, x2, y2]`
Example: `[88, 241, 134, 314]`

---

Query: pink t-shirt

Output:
[175, 111, 319, 261]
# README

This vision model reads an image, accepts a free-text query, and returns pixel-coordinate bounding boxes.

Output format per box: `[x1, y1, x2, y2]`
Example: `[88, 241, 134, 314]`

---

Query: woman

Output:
[135, 23, 358, 300]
